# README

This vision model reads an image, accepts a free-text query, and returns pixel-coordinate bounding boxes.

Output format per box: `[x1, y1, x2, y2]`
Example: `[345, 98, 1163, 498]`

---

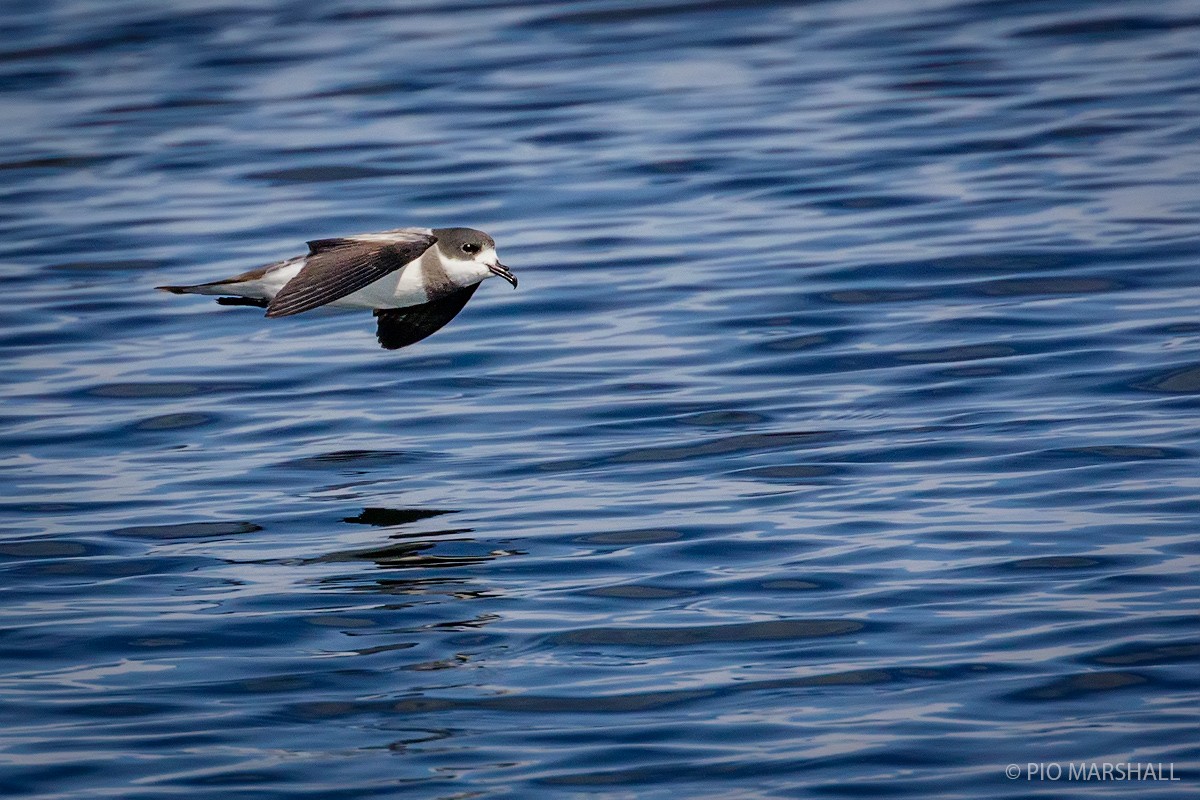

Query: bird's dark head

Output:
[432, 227, 516, 288]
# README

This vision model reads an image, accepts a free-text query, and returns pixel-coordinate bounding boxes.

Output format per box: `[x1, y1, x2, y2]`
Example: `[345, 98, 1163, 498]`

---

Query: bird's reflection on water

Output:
[308, 505, 521, 586]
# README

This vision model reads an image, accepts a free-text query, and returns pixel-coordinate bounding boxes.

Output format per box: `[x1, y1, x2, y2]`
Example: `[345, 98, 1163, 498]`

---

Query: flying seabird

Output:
[157, 227, 517, 350]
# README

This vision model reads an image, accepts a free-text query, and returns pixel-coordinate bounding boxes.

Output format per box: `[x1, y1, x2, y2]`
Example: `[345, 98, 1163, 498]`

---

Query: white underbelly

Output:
[326, 266, 429, 309]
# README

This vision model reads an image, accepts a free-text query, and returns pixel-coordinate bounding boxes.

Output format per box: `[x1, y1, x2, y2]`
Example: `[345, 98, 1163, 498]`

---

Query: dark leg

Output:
[216, 296, 269, 308]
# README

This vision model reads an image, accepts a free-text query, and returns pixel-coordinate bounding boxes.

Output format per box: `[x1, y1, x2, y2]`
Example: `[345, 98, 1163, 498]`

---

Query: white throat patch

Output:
[441, 246, 498, 286]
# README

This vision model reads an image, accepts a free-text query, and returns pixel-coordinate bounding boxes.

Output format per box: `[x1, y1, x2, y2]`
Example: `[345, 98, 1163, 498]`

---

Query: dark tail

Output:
[156, 279, 234, 295]
[157, 283, 267, 308]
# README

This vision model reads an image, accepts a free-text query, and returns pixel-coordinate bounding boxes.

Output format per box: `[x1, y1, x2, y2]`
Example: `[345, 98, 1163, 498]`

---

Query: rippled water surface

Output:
[3, 1, 1200, 797]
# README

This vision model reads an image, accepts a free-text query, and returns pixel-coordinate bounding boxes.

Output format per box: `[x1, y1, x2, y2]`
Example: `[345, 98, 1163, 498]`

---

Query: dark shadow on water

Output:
[310, 540, 488, 571]
[1006, 670, 1151, 701]
[1133, 363, 1200, 393]
[277, 450, 433, 470]
[342, 507, 456, 527]
[109, 521, 262, 540]
[303, 507, 522, 596]
[575, 528, 683, 545]
[1086, 641, 1200, 667]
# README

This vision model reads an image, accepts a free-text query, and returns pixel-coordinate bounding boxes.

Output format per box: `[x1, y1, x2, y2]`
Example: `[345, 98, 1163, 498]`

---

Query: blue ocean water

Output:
[1, 0, 1199, 797]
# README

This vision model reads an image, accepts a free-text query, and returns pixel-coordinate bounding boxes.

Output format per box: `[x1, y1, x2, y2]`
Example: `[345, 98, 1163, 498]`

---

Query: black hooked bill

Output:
[489, 263, 518, 288]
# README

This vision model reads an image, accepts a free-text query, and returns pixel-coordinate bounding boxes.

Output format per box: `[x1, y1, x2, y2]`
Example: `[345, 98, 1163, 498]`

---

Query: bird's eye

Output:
[461, 243, 481, 254]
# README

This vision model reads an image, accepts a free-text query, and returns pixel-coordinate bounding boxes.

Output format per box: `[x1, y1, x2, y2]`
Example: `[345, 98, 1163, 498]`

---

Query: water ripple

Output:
[1, 0, 1198, 797]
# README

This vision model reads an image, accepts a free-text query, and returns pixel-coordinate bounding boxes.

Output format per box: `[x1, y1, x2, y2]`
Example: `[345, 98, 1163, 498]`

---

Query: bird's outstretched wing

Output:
[266, 231, 437, 318]
[373, 283, 481, 350]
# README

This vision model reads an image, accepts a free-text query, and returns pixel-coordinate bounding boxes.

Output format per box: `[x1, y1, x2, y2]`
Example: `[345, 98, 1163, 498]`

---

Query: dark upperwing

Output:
[265, 232, 437, 318]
